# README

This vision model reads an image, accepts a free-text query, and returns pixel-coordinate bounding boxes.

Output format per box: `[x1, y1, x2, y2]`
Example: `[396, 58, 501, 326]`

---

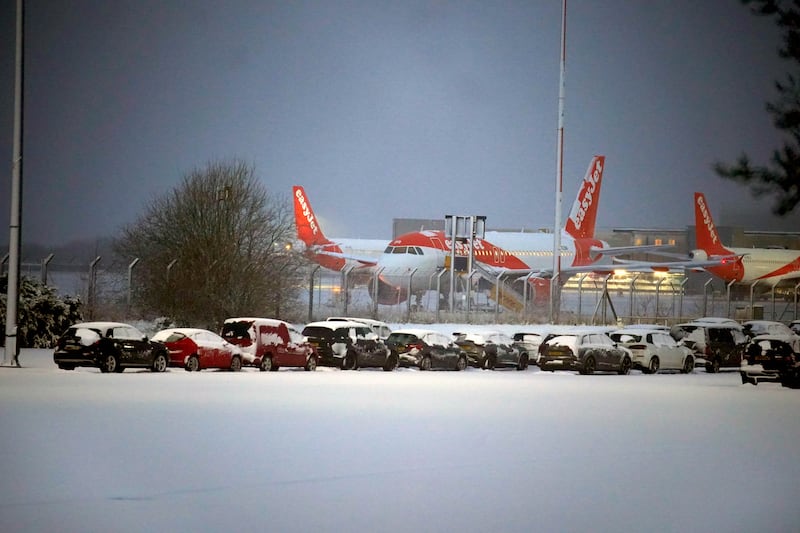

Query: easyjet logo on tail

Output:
[572, 158, 603, 231]
[294, 187, 319, 237]
[565, 155, 605, 240]
[696, 194, 718, 246]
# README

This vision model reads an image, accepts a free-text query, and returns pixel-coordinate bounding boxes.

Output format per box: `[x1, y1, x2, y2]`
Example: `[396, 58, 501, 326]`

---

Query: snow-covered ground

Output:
[2, 335, 799, 533]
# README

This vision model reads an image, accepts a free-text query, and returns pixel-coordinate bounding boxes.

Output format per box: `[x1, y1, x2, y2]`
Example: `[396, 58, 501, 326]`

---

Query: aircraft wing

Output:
[589, 244, 675, 257]
[610, 255, 742, 272]
[309, 248, 378, 267]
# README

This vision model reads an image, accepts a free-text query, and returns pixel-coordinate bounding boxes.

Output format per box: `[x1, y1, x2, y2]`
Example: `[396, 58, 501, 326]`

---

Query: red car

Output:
[221, 317, 317, 371]
[151, 328, 246, 371]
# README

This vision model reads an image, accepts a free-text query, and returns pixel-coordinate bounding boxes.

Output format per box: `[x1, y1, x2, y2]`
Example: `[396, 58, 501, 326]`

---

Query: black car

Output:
[671, 321, 748, 373]
[453, 331, 529, 370]
[740, 335, 800, 387]
[301, 320, 397, 370]
[385, 329, 467, 371]
[538, 331, 632, 375]
[53, 321, 169, 373]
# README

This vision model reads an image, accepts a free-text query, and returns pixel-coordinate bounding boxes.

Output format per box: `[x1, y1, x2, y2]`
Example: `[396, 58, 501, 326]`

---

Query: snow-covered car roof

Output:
[69, 321, 133, 330]
[223, 317, 288, 327]
[152, 328, 220, 341]
[304, 320, 373, 330]
[389, 328, 439, 338]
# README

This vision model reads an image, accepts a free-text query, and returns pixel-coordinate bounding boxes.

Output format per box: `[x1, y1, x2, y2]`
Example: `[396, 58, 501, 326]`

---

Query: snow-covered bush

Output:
[0, 275, 83, 348]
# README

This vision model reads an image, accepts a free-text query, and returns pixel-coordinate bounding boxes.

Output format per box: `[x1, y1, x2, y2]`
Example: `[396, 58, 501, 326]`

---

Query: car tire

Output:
[647, 356, 659, 375]
[705, 359, 720, 373]
[580, 355, 596, 375]
[304, 356, 317, 371]
[618, 356, 632, 375]
[186, 355, 200, 372]
[517, 354, 529, 371]
[230, 355, 242, 372]
[681, 355, 694, 374]
[151, 352, 168, 373]
[101, 354, 120, 373]
[420, 355, 432, 371]
[342, 352, 357, 370]
[260, 356, 273, 372]
[456, 355, 467, 371]
[383, 353, 398, 372]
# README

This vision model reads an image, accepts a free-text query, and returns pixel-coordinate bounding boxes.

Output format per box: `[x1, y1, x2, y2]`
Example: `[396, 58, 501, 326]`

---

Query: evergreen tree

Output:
[715, 0, 800, 215]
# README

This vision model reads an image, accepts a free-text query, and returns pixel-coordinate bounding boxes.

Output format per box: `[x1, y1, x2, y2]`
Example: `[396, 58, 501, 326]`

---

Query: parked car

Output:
[53, 321, 169, 373]
[609, 328, 694, 374]
[151, 327, 245, 372]
[221, 318, 316, 371]
[512, 331, 545, 366]
[302, 320, 396, 370]
[741, 320, 800, 350]
[453, 331, 529, 370]
[539, 331, 632, 375]
[325, 317, 392, 340]
[790, 319, 800, 336]
[385, 329, 467, 371]
[670, 321, 747, 373]
[740, 335, 800, 387]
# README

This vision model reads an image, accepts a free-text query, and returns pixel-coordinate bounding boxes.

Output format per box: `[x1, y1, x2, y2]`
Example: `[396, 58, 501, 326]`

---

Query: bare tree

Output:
[114, 160, 304, 328]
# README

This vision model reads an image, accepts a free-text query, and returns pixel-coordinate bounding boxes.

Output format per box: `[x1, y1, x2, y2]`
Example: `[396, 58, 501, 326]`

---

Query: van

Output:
[670, 321, 747, 373]
[221, 318, 316, 371]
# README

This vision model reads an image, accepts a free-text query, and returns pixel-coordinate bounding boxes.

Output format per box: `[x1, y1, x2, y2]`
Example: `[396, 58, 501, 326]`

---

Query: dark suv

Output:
[671, 321, 747, 373]
[53, 321, 169, 373]
[301, 320, 396, 370]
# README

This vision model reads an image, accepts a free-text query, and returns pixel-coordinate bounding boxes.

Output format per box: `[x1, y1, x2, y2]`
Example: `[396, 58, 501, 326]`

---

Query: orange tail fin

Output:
[293, 186, 331, 247]
[565, 155, 605, 239]
[694, 192, 733, 255]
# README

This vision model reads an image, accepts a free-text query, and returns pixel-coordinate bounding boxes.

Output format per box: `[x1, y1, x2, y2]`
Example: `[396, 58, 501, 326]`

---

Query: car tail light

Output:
[704, 346, 712, 356]
[409, 342, 424, 351]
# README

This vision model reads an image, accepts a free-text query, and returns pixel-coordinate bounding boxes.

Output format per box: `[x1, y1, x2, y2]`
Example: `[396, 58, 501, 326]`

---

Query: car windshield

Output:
[152, 330, 186, 343]
[221, 321, 254, 340]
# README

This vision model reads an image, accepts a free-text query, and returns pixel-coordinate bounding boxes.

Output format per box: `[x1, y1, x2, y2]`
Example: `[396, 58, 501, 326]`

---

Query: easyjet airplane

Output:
[294, 156, 672, 305]
[689, 192, 800, 288]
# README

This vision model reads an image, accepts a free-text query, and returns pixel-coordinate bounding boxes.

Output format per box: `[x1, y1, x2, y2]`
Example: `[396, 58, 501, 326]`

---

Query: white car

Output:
[610, 328, 695, 374]
[742, 320, 800, 352]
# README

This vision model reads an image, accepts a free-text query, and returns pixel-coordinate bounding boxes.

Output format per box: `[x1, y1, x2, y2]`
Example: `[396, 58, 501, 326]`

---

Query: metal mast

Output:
[550, 0, 566, 324]
[4, 0, 24, 367]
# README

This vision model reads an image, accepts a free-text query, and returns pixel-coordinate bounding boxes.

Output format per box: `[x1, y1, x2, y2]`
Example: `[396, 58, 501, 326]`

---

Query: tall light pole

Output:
[550, 0, 567, 324]
[4, 0, 24, 367]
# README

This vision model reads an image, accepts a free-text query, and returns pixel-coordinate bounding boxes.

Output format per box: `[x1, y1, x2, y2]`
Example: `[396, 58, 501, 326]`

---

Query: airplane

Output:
[687, 191, 800, 289]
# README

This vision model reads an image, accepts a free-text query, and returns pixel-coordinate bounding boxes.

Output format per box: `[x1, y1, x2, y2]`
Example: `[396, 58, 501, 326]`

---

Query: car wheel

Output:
[342, 352, 357, 370]
[186, 355, 200, 372]
[420, 355, 432, 371]
[151, 352, 168, 373]
[101, 354, 120, 373]
[383, 353, 398, 372]
[705, 359, 720, 373]
[456, 356, 467, 371]
[618, 356, 632, 375]
[305, 356, 317, 371]
[647, 356, 659, 375]
[260, 356, 273, 372]
[681, 355, 694, 374]
[580, 356, 596, 375]
[230, 355, 242, 372]
[517, 354, 529, 371]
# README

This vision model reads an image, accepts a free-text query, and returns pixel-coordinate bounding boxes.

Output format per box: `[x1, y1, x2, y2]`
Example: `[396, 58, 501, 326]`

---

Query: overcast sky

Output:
[2, 0, 799, 247]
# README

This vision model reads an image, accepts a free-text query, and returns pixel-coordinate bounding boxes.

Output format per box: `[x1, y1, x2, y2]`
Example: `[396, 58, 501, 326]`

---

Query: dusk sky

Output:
[2, 0, 799, 247]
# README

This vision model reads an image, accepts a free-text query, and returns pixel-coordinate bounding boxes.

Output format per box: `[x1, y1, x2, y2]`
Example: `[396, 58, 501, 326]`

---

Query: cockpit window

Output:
[392, 246, 407, 254]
